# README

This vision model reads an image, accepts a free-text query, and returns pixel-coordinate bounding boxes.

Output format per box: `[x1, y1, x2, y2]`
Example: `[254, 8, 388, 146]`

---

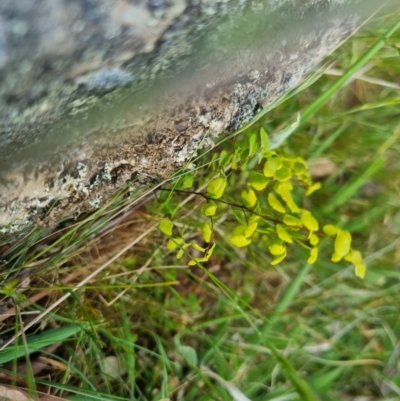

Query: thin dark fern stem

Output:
[156, 187, 280, 224]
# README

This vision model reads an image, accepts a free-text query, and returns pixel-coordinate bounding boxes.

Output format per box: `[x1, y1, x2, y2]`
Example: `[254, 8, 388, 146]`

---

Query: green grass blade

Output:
[324, 157, 385, 212]
[262, 263, 313, 334]
[264, 339, 319, 401]
[0, 325, 84, 364]
[309, 123, 348, 160]
[300, 15, 400, 125]
[34, 379, 128, 401]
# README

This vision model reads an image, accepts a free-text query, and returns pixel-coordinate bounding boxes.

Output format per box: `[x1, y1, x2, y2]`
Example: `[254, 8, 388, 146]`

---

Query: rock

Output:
[0, 0, 393, 233]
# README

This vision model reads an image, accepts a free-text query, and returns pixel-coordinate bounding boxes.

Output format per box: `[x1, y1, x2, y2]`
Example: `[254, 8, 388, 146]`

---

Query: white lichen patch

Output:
[89, 194, 103, 208]
[248, 69, 260, 81]
[75, 68, 134, 91]
[102, 163, 113, 182]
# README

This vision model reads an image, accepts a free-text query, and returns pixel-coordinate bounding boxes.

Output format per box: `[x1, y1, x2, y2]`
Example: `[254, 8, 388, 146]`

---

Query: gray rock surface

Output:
[0, 0, 393, 233]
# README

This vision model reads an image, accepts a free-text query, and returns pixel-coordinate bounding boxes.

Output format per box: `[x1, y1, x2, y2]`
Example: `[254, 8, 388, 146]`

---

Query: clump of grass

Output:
[1, 9, 400, 401]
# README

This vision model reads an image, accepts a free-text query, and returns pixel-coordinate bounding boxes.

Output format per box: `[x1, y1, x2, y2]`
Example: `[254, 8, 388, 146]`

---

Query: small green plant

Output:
[1, 12, 399, 400]
[157, 127, 366, 278]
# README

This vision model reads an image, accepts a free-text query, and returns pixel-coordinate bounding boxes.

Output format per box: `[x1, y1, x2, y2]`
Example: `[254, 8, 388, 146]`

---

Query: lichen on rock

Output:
[0, 0, 385, 233]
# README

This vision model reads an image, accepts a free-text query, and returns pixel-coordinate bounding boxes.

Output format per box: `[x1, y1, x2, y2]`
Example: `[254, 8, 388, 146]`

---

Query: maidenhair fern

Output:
[157, 127, 366, 278]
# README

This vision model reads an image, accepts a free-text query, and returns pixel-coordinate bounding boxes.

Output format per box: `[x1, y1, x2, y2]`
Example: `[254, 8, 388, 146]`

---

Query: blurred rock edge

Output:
[0, 0, 393, 233]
